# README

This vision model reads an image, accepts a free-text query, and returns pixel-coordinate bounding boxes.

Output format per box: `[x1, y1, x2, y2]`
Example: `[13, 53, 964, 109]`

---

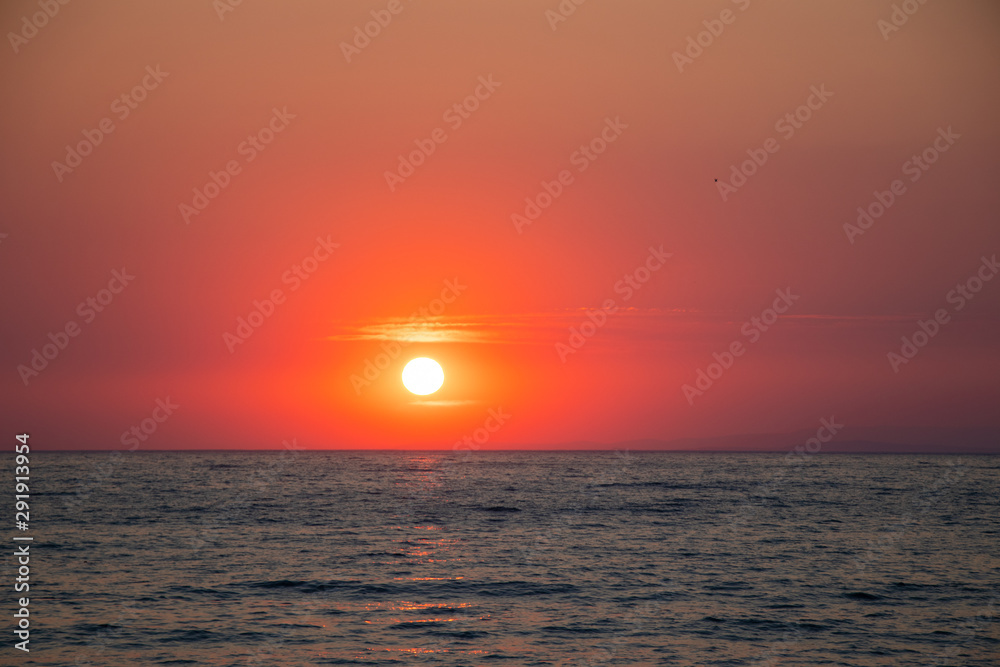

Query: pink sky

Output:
[2, 0, 999, 449]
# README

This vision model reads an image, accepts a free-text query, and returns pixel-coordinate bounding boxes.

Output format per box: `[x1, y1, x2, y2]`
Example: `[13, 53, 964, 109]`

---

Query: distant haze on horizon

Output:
[2, 0, 999, 451]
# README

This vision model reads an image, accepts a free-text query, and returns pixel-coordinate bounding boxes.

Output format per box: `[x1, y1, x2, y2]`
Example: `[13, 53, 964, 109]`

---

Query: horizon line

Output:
[32, 448, 999, 455]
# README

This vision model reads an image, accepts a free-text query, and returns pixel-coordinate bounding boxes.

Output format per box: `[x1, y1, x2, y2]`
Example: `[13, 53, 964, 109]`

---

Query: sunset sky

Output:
[2, 0, 999, 450]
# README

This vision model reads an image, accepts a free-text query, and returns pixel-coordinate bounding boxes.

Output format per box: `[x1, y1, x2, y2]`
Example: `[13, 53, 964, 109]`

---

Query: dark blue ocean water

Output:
[20, 451, 1000, 665]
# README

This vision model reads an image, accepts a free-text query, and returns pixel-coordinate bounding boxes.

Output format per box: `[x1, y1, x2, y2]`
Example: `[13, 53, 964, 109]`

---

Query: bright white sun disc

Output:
[402, 357, 444, 395]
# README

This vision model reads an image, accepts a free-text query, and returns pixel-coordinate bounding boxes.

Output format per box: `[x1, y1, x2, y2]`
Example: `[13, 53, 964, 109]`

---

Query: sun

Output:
[402, 357, 444, 395]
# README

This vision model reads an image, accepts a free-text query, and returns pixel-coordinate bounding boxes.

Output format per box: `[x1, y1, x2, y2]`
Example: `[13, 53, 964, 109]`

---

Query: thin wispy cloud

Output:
[409, 399, 485, 407]
[322, 308, 918, 346]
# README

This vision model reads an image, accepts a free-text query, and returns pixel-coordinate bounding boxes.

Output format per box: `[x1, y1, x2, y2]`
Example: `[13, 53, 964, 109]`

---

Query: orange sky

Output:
[2, 0, 999, 449]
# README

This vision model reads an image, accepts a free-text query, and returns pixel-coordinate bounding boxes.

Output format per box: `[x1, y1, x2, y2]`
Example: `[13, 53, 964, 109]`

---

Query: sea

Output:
[22, 451, 1000, 665]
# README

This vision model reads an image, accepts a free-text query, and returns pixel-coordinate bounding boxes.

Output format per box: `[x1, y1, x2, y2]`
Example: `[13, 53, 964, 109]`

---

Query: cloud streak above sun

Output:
[323, 310, 695, 345]
[322, 309, 923, 347]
